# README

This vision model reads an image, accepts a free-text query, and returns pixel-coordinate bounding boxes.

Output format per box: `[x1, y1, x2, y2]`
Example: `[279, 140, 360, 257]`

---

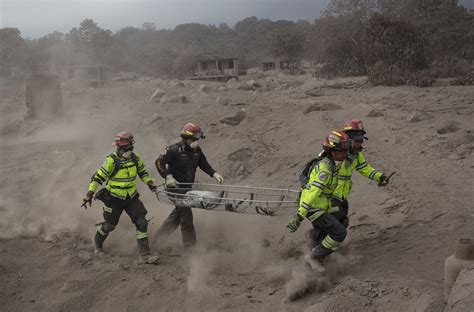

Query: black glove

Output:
[81, 191, 94, 209]
[378, 174, 389, 186]
[286, 214, 304, 233]
[147, 182, 157, 192]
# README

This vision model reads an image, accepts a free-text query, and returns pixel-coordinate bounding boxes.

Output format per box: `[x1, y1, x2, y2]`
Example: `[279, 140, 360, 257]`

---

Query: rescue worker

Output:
[287, 130, 352, 272]
[82, 132, 159, 264]
[331, 119, 388, 228]
[155, 122, 224, 249]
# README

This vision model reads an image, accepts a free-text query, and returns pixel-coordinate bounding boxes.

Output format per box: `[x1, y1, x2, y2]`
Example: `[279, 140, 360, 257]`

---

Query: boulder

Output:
[150, 88, 165, 100]
[407, 111, 433, 122]
[226, 78, 240, 90]
[303, 102, 341, 114]
[239, 79, 261, 91]
[220, 111, 246, 126]
[366, 109, 384, 117]
[437, 120, 461, 134]
[170, 80, 185, 87]
[179, 94, 189, 103]
[144, 113, 162, 125]
[198, 84, 211, 92]
[246, 67, 261, 75]
[216, 97, 229, 106]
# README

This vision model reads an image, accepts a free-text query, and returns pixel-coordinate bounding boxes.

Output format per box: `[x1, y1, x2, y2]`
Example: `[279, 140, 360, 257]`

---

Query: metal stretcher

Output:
[154, 183, 299, 216]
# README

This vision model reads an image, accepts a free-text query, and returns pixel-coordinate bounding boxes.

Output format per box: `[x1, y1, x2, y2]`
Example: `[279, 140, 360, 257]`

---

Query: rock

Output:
[247, 67, 261, 75]
[150, 88, 165, 100]
[247, 80, 260, 88]
[216, 97, 229, 106]
[144, 113, 162, 125]
[227, 148, 252, 161]
[290, 93, 310, 100]
[239, 80, 261, 91]
[161, 94, 187, 104]
[77, 251, 92, 262]
[179, 94, 188, 103]
[198, 84, 211, 92]
[437, 120, 461, 134]
[170, 80, 185, 87]
[262, 239, 271, 247]
[217, 86, 227, 92]
[407, 111, 433, 122]
[220, 111, 246, 126]
[113, 72, 138, 82]
[366, 109, 384, 117]
[226, 78, 240, 90]
[303, 102, 341, 114]
[445, 129, 474, 149]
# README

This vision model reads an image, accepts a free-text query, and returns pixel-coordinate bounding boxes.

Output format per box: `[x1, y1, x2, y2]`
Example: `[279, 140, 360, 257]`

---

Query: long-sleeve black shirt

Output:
[155, 141, 216, 184]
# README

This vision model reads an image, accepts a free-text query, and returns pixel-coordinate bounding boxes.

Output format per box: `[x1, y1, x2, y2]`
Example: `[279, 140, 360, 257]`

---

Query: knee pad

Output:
[101, 222, 115, 234]
[135, 216, 148, 233]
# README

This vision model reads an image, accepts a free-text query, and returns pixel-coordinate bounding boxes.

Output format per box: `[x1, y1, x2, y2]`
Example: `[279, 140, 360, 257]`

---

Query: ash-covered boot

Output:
[93, 231, 106, 255]
[304, 254, 327, 274]
[137, 238, 159, 264]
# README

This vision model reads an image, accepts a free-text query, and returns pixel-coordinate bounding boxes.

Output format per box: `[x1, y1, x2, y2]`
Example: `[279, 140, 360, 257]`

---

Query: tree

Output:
[141, 22, 156, 32]
[0, 28, 28, 77]
[364, 14, 429, 85]
[269, 24, 304, 63]
[79, 19, 101, 42]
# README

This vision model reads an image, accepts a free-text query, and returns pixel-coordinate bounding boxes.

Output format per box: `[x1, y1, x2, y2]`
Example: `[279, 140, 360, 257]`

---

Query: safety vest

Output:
[88, 152, 152, 199]
[298, 156, 338, 222]
[333, 151, 383, 200]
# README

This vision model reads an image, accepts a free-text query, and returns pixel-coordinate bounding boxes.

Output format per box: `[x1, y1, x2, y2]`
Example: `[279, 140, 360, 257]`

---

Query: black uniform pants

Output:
[331, 198, 349, 228]
[98, 193, 148, 237]
[158, 206, 196, 247]
[157, 187, 196, 248]
[309, 212, 347, 261]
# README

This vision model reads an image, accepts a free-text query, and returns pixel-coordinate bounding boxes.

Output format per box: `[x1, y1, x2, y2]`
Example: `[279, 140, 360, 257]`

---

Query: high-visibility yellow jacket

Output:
[298, 156, 338, 222]
[88, 152, 153, 199]
[333, 151, 382, 201]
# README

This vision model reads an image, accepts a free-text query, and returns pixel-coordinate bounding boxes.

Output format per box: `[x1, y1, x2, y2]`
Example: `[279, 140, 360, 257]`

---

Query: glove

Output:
[213, 172, 224, 184]
[165, 175, 177, 188]
[286, 214, 304, 233]
[147, 181, 157, 192]
[81, 191, 94, 209]
[378, 174, 389, 186]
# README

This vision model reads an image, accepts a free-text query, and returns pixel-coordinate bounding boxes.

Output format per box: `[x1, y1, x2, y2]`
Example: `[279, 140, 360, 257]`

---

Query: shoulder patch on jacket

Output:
[318, 172, 328, 181]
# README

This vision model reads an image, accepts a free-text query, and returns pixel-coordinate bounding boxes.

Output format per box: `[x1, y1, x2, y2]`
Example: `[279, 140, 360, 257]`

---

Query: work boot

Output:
[137, 238, 160, 264]
[93, 232, 106, 255]
[305, 229, 316, 251]
[304, 254, 327, 274]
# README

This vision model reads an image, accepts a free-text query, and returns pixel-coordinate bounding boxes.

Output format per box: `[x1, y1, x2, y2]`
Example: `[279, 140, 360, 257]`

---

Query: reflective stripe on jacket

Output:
[333, 151, 383, 200]
[88, 152, 152, 199]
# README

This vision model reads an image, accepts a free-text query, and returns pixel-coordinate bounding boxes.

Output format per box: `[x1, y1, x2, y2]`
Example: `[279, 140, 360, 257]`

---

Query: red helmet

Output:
[343, 119, 367, 140]
[113, 132, 135, 147]
[322, 130, 352, 151]
[180, 122, 205, 140]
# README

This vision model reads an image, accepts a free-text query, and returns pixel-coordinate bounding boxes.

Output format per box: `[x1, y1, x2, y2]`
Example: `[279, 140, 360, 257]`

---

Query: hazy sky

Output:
[0, 0, 330, 38]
